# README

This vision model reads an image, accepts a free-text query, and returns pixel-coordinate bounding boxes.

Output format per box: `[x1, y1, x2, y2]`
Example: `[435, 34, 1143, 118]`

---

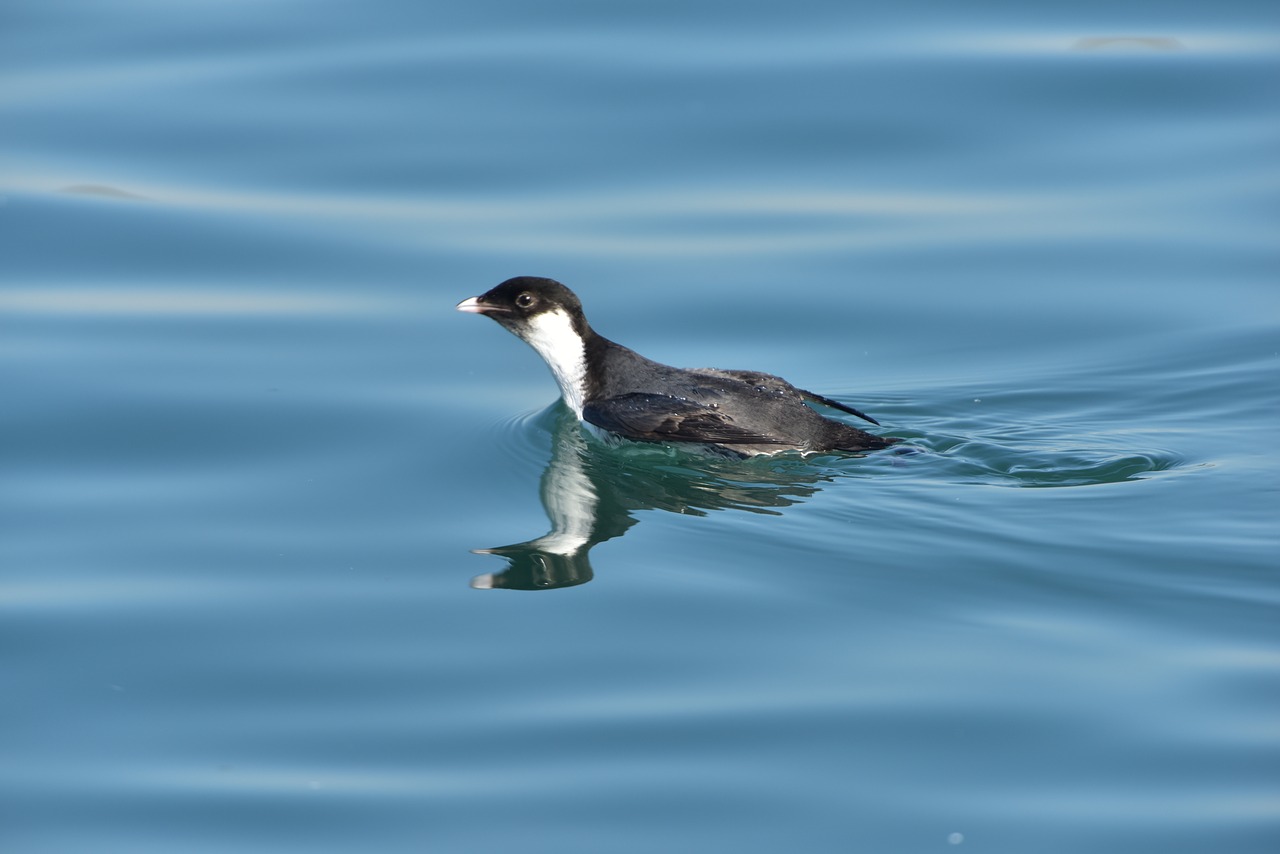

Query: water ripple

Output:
[0, 287, 393, 317]
[486, 394, 1187, 492]
[908, 433, 1187, 488]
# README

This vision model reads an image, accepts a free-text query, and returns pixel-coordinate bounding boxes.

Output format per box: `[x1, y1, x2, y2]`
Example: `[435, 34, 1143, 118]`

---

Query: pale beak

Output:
[456, 296, 486, 313]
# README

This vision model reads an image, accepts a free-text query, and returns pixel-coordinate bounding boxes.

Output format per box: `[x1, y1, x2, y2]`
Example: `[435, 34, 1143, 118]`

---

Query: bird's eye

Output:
[515, 292, 535, 308]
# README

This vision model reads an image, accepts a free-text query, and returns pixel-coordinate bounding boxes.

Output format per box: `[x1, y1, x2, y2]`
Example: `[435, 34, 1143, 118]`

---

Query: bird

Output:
[456, 276, 899, 457]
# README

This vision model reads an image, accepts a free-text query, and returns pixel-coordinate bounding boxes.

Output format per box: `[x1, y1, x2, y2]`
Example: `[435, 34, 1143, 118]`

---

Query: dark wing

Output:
[693, 367, 882, 427]
[797, 388, 880, 426]
[583, 393, 791, 446]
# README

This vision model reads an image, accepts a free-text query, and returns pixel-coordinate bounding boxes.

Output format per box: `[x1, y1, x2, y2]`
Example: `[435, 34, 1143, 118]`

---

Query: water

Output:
[3, 1, 1278, 852]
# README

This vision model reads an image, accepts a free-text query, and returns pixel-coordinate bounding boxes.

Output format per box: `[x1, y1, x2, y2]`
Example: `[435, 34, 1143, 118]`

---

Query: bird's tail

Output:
[827, 422, 900, 452]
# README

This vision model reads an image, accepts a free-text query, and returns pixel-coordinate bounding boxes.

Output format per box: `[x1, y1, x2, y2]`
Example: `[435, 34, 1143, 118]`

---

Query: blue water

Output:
[4, 1, 1278, 852]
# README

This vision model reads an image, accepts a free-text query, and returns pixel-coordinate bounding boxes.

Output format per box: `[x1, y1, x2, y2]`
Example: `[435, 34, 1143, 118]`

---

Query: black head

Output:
[458, 276, 600, 416]
[455, 276, 588, 337]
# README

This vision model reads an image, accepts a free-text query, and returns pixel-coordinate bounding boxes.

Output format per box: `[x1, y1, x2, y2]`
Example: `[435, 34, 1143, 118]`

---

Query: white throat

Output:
[521, 308, 589, 418]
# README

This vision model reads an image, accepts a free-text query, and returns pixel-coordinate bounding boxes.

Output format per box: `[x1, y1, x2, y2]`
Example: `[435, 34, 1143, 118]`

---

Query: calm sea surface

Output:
[3, 1, 1278, 852]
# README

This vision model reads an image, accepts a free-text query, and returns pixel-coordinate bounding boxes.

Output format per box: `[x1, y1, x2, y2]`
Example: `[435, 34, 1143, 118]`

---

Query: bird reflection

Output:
[469, 405, 838, 590]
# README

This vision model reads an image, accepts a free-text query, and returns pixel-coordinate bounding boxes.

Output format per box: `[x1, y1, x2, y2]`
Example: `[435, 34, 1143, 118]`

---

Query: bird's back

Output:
[588, 339, 894, 454]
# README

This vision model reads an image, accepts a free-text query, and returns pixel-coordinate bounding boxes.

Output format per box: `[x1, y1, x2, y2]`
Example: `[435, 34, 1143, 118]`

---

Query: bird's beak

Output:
[456, 296, 486, 314]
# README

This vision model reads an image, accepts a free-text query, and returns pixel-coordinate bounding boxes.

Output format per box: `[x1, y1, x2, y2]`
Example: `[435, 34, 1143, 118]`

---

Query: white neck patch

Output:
[521, 308, 589, 418]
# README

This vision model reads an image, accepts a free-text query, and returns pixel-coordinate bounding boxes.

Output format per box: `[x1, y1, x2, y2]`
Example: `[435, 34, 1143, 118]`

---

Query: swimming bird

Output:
[456, 276, 898, 456]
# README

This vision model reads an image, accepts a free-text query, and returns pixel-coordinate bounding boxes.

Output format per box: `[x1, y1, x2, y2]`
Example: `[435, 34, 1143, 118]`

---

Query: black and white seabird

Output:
[457, 276, 898, 456]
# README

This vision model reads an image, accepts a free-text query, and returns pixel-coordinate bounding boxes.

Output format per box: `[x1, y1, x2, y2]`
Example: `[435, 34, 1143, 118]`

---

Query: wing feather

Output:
[797, 388, 881, 426]
[583, 393, 790, 446]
